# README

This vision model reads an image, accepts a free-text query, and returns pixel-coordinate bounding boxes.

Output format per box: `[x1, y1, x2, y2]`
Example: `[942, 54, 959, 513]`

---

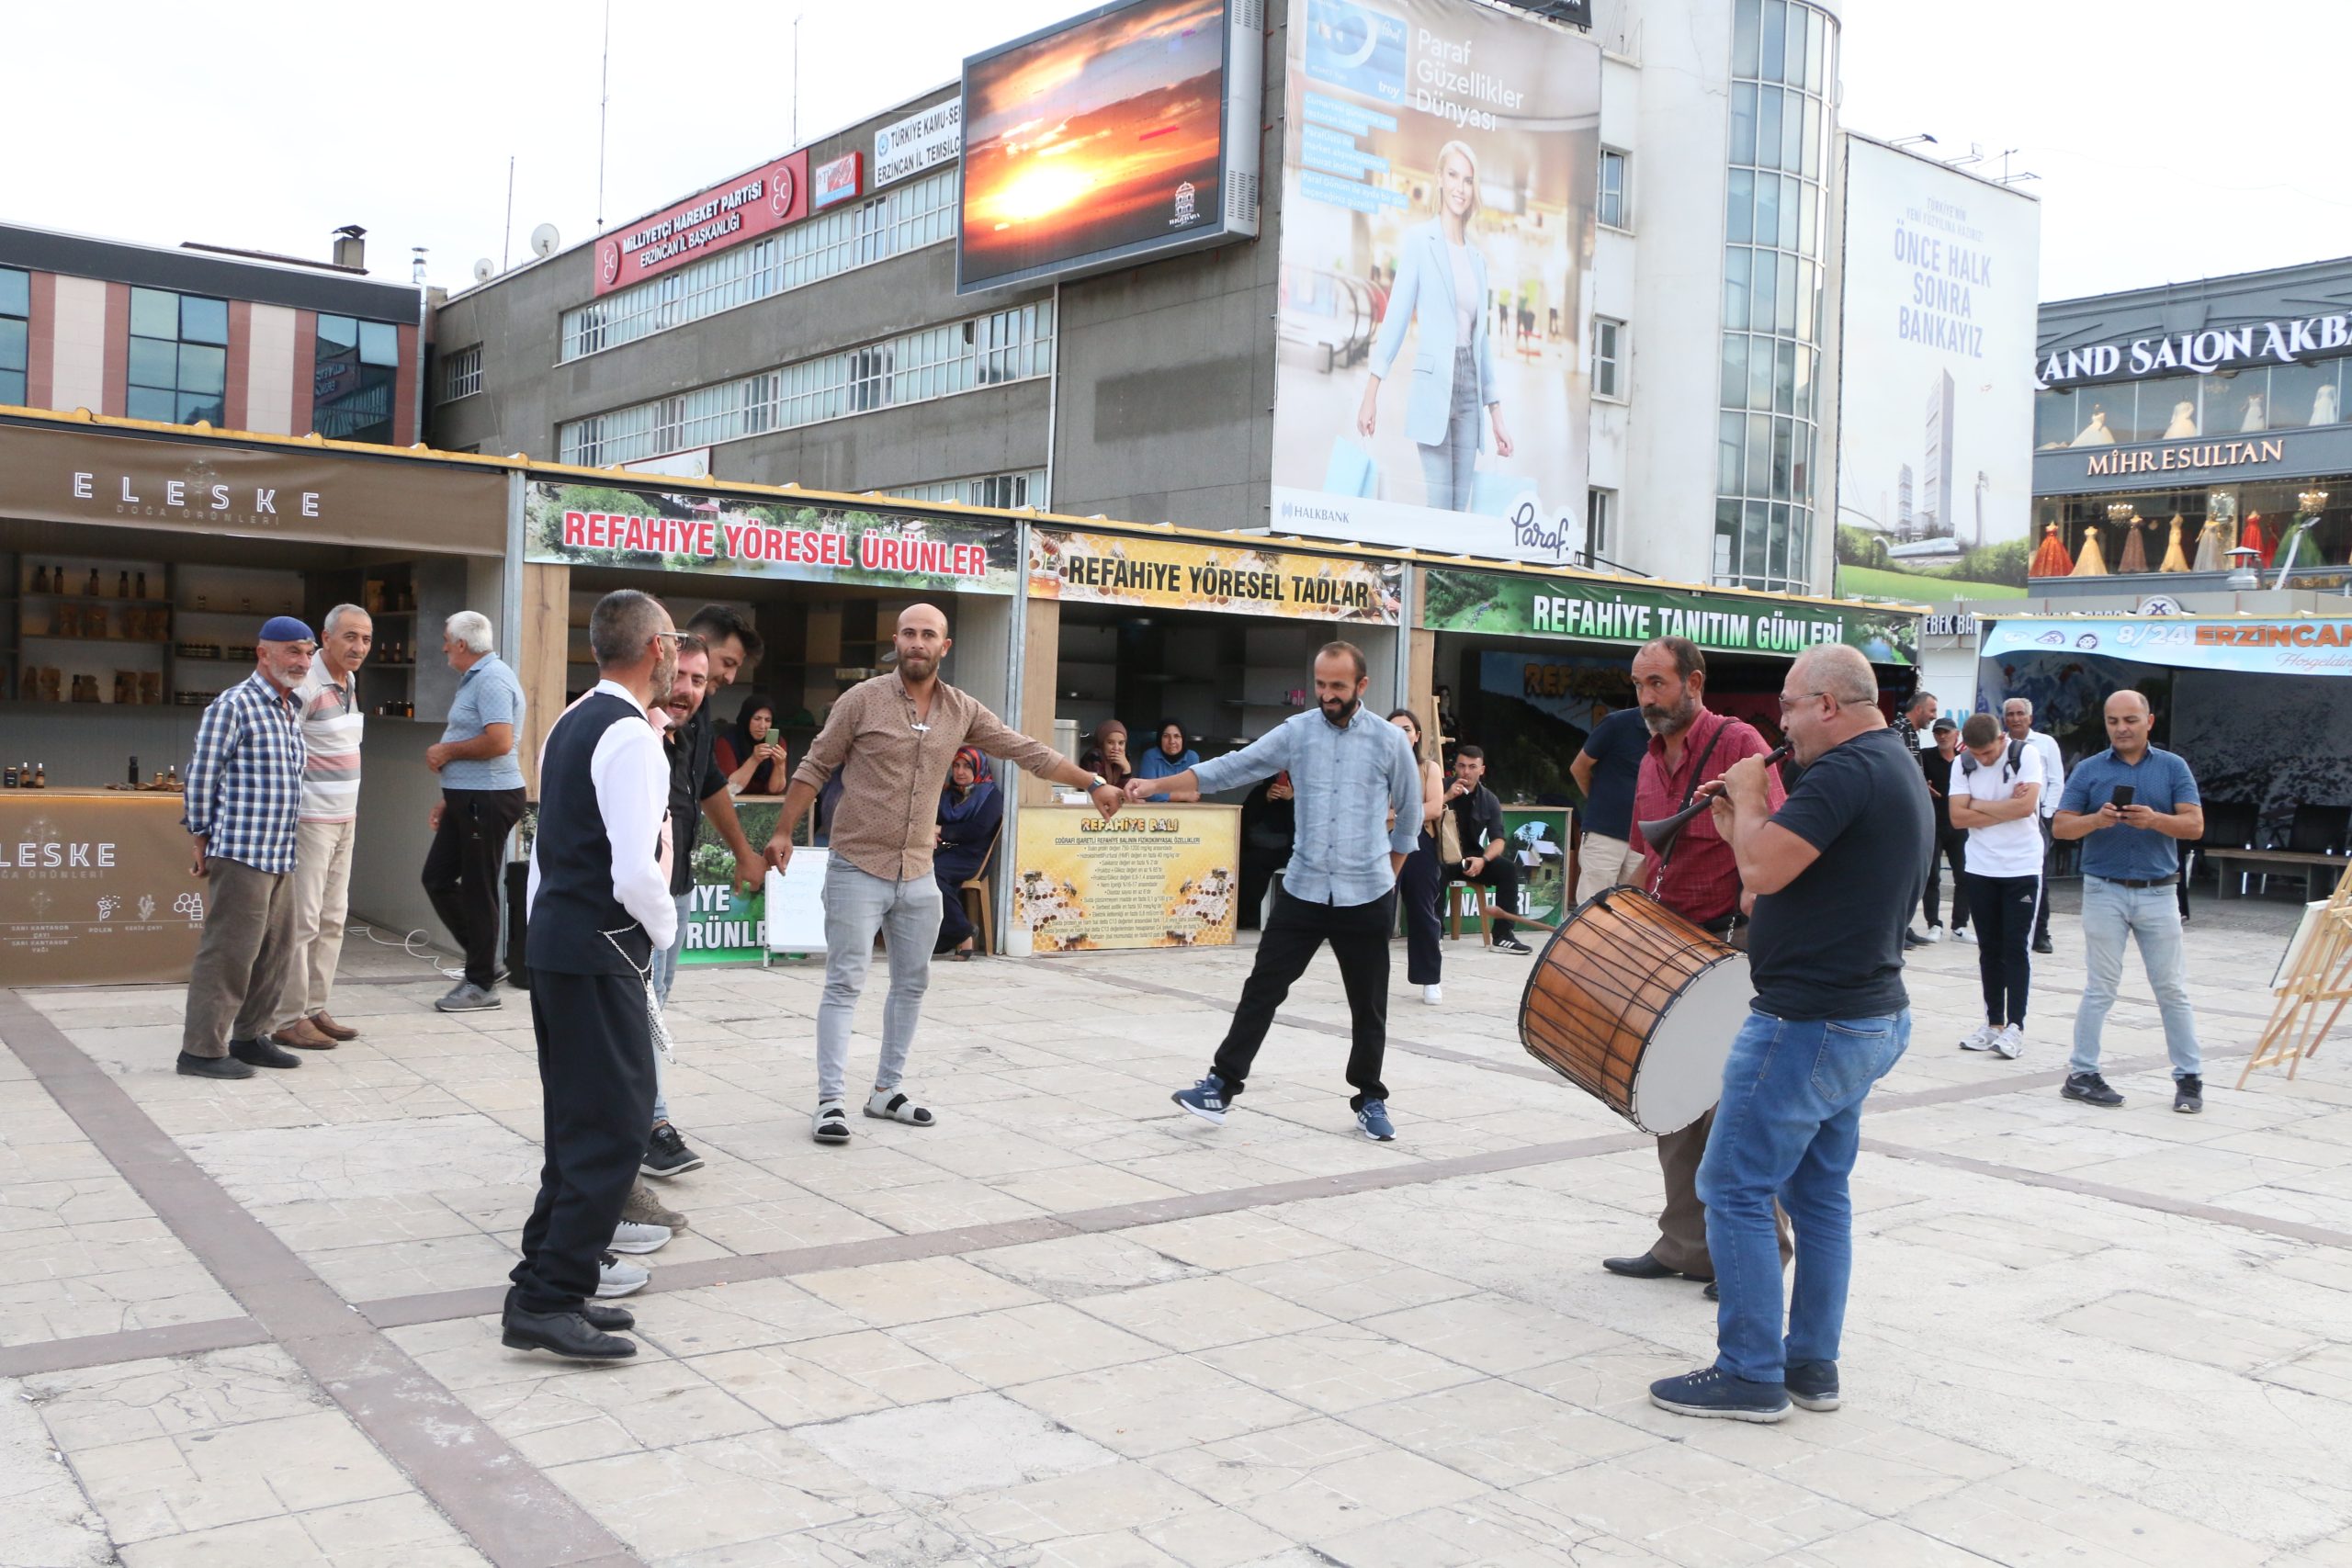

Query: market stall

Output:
[0, 787, 200, 986]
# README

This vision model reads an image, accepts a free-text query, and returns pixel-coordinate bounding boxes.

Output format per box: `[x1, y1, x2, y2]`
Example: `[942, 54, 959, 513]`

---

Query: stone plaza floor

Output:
[3, 883, 2349, 1567]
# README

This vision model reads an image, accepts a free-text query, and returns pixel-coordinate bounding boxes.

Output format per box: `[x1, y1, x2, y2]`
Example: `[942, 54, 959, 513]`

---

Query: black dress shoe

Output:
[1602, 1251, 1679, 1279]
[229, 1036, 301, 1069]
[579, 1300, 636, 1333]
[1704, 1280, 1720, 1301]
[2032, 937, 2054, 954]
[176, 1052, 255, 1079]
[501, 1304, 637, 1360]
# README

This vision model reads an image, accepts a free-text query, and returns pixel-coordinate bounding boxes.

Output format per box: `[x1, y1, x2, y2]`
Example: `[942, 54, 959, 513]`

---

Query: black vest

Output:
[526, 690, 657, 976]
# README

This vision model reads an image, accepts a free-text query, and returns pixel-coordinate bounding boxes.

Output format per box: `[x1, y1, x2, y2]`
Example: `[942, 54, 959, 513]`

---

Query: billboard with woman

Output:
[1269, 0, 1600, 562]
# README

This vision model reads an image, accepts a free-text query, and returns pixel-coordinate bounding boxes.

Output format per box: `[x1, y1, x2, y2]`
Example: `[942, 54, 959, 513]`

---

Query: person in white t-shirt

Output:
[1950, 713, 2045, 1059]
[270, 604, 371, 1052]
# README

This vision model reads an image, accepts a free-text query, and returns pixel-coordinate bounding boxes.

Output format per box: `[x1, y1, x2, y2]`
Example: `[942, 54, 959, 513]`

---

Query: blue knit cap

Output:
[259, 615, 315, 644]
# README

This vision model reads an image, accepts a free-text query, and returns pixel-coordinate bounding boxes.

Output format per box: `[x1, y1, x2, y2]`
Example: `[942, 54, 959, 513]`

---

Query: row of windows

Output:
[2036, 356, 2351, 449]
[1734, 0, 1830, 96]
[880, 469, 1047, 512]
[1723, 249, 1819, 343]
[0, 267, 27, 408]
[557, 299, 1055, 468]
[128, 287, 229, 427]
[560, 168, 960, 362]
[1727, 169, 1824, 262]
[1720, 411, 1817, 510]
[1721, 333, 1817, 421]
[1715, 498, 1813, 590]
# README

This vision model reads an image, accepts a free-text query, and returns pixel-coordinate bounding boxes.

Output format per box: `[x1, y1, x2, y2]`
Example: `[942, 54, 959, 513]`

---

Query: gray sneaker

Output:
[608, 1221, 672, 1255]
[595, 1252, 650, 1297]
[435, 981, 502, 1013]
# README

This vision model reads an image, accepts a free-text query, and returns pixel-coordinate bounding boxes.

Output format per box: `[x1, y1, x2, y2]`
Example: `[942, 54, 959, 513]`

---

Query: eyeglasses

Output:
[1778, 691, 1834, 713]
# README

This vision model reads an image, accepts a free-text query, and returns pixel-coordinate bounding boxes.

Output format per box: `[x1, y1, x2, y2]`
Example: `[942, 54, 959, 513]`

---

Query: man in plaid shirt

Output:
[178, 616, 314, 1079]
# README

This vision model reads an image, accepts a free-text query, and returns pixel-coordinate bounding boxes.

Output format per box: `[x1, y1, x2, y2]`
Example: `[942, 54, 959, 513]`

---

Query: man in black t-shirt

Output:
[1570, 705, 1648, 900]
[1919, 716, 1971, 941]
[1441, 748, 1531, 955]
[1647, 644, 1931, 1425]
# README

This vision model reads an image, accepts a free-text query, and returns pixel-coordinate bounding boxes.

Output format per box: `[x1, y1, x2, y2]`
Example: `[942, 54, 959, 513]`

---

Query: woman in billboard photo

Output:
[1354, 140, 1515, 512]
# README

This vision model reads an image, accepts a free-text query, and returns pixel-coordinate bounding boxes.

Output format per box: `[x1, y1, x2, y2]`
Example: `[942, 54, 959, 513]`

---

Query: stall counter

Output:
[1012, 802, 1241, 953]
[1, 787, 204, 986]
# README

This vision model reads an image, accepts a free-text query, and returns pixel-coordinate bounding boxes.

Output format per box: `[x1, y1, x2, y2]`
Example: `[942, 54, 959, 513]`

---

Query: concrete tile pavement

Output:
[0, 884, 2347, 1565]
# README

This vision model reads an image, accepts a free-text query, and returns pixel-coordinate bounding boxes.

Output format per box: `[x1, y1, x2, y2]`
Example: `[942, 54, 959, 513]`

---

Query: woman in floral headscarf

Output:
[933, 746, 1001, 958]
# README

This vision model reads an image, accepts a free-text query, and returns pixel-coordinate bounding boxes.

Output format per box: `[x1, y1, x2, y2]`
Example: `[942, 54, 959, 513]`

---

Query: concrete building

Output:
[427, 0, 1847, 596]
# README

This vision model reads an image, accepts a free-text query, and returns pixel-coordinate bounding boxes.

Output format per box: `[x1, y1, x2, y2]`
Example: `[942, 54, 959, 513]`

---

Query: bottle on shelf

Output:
[117, 570, 130, 598]
[30, 565, 48, 593]
[136, 570, 149, 599]
[85, 568, 101, 595]
[31, 762, 44, 789]
[152, 771, 163, 789]
[165, 762, 178, 787]
[3, 763, 15, 788]
[129, 755, 141, 786]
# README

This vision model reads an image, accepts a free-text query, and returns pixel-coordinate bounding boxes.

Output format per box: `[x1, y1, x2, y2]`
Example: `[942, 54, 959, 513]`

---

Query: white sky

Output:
[6, 0, 2346, 304]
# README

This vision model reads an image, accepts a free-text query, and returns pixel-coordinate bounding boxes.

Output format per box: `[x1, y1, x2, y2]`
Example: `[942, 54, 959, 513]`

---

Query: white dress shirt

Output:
[2023, 728, 2064, 818]
[527, 679, 678, 951]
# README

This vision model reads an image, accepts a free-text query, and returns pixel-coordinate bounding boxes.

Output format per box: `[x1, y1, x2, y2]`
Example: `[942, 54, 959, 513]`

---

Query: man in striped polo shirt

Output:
[270, 604, 371, 1052]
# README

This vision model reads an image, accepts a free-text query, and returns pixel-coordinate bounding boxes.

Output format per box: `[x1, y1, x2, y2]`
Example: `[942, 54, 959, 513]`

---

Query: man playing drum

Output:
[1601, 637, 1790, 1299]
[1648, 643, 1931, 1422]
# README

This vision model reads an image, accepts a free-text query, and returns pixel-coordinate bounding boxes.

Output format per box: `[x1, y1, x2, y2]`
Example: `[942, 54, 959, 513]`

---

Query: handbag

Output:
[1437, 795, 1464, 864]
[1323, 436, 1379, 500]
[1469, 469, 1532, 517]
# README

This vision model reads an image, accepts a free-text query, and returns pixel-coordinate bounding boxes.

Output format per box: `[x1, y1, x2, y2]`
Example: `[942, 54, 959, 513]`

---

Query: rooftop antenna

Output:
[596, 0, 612, 227]
[1943, 141, 1984, 169]
[792, 14, 804, 145]
[502, 155, 515, 272]
[1889, 132, 1937, 149]
[411, 246, 428, 285]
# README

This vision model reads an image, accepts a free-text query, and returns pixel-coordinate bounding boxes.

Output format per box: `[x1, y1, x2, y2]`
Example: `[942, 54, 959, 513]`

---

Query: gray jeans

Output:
[182, 857, 298, 1058]
[816, 861, 944, 1107]
[1418, 345, 1483, 512]
[649, 890, 691, 1125]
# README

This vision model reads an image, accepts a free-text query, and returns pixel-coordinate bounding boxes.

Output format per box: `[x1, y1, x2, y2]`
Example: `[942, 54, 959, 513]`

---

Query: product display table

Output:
[0, 787, 202, 986]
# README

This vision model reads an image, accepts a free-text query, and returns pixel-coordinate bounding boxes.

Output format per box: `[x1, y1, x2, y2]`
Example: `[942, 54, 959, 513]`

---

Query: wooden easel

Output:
[2239, 862, 2352, 1088]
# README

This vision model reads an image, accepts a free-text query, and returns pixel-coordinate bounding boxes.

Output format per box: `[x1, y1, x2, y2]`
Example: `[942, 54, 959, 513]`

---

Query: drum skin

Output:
[1517, 886, 1751, 1134]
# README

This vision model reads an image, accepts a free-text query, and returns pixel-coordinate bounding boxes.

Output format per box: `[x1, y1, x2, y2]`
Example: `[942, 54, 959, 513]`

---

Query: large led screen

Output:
[957, 0, 1261, 294]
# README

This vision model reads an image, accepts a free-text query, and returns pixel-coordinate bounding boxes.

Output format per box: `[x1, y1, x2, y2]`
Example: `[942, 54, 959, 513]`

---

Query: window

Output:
[125, 287, 229, 425]
[442, 344, 482, 401]
[0, 266, 28, 407]
[1593, 317, 1625, 400]
[1598, 149, 1630, 231]
[313, 314, 401, 443]
[556, 299, 1056, 467]
[1586, 487, 1614, 567]
[559, 167, 959, 362]
[889, 469, 1047, 510]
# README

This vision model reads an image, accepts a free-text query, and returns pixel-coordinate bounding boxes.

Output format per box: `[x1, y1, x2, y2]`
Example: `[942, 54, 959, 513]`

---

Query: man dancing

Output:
[503, 591, 679, 1361]
[1649, 644, 1930, 1421]
[1148, 642, 1422, 1141]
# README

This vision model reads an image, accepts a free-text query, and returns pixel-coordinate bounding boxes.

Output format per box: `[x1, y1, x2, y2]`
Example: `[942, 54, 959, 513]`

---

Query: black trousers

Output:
[1924, 830, 1970, 930]
[2030, 817, 2055, 942]
[510, 969, 657, 1314]
[1213, 888, 1393, 1110]
[1398, 836, 1444, 986]
[1238, 843, 1291, 931]
[1964, 872, 2039, 1027]
[424, 786, 526, 987]
[1444, 852, 1521, 918]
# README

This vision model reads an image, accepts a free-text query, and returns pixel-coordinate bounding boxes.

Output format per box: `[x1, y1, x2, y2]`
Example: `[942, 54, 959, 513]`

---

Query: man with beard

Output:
[503, 591, 679, 1360]
[1602, 637, 1790, 1298]
[1149, 643, 1423, 1142]
[766, 604, 1122, 1145]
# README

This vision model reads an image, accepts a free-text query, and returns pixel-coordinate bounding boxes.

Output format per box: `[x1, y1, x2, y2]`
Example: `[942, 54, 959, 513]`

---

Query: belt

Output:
[2091, 874, 2177, 889]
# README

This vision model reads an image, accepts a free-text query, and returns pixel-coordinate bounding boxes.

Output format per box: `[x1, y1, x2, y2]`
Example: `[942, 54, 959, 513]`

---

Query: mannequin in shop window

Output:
[2242, 393, 2267, 433]
[2072, 407, 2116, 446]
[2163, 401, 2197, 439]
[2314, 383, 2341, 425]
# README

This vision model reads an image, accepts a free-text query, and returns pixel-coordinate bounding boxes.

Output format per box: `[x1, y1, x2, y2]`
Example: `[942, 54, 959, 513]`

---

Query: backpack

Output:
[1960, 739, 2027, 784]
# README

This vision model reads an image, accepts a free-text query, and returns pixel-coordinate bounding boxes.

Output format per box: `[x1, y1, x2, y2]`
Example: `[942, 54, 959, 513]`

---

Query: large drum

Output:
[1517, 886, 1750, 1134]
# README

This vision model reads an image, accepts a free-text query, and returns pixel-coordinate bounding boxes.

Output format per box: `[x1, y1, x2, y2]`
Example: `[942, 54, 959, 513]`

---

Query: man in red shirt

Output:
[1601, 637, 1792, 1297]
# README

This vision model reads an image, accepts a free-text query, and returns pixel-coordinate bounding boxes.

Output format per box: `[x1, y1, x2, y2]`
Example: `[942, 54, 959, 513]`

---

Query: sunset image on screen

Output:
[961, 0, 1228, 288]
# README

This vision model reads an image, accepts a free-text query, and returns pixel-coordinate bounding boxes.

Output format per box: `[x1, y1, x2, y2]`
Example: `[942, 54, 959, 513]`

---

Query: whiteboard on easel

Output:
[764, 852, 829, 953]
[2273, 900, 2335, 991]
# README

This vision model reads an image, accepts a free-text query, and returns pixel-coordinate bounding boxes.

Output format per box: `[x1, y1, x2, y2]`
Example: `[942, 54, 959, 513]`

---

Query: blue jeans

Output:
[648, 891, 691, 1124]
[1698, 1008, 1910, 1385]
[2072, 875, 2201, 1080]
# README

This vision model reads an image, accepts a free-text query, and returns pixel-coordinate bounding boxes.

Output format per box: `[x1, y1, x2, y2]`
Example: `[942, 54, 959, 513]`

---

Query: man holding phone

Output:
[2052, 690, 2206, 1112]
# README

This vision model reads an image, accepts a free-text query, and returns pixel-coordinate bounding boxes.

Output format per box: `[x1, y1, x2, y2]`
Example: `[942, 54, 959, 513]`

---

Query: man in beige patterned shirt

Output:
[766, 604, 1122, 1145]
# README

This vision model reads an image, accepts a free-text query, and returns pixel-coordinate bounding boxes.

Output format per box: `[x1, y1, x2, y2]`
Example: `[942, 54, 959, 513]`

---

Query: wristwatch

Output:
[1090, 774, 1111, 793]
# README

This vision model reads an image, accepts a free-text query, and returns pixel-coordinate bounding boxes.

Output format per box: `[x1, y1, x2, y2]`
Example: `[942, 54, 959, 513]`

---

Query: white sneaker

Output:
[1992, 1024, 2024, 1060]
[595, 1252, 650, 1297]
[1421, 984, 1443, 1006]
[1953, 928, 1977, 945]
[1959, 1024, 1999, 1052]
[1926, 925, 1945, 942]
[608, 1221, 673, 1255]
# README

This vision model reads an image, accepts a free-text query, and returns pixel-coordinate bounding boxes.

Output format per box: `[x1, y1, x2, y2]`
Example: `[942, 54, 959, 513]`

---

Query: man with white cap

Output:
[177, 615, 315, 1078]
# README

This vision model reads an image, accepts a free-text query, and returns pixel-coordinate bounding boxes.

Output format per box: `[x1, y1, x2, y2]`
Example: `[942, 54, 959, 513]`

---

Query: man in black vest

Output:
[503, 591, 682, 1360]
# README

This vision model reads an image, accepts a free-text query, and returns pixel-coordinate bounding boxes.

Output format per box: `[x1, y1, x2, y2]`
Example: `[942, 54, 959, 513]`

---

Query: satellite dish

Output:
[472, 257, 495, 284]
[529, 223, 560, 258]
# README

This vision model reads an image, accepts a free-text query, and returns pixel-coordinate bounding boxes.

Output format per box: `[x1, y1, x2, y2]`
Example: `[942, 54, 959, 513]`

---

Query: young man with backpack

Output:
[1949, 713, 2044, 1059]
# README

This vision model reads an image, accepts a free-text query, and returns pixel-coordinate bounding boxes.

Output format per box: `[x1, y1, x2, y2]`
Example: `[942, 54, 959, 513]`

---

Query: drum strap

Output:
[1649, 722, 1727, 893]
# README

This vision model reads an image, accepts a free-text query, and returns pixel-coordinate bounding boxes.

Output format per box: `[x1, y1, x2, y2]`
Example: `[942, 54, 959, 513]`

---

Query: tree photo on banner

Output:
[1268, 0, 1600, 564]
[1834, 138, 2041, 602]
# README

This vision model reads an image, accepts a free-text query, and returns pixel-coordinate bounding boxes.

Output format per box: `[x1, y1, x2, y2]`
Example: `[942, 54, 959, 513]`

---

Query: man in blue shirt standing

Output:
[1133, 642, 1423, 1141]
[2052, 690, 2206, 1113]
[424, 610, 527, 1013]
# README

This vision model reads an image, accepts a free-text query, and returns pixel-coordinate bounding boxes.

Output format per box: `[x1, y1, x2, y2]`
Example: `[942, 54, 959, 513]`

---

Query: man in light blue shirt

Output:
[1134, 641, 1422, 1142]
[424, 610, 527, 1012]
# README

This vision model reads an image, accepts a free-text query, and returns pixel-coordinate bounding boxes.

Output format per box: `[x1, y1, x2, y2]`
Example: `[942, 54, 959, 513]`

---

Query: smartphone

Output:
[2110, 784, 2135, 809]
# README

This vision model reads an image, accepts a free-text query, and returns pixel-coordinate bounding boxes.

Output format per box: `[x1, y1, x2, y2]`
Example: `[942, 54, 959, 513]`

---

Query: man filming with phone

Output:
[2052, 690, 2206, 1113]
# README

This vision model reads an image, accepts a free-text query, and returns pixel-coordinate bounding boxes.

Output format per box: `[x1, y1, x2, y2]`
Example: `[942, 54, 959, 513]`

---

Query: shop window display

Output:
[2032, 475, 2351, 577]
[2036, 356, 2348, 450]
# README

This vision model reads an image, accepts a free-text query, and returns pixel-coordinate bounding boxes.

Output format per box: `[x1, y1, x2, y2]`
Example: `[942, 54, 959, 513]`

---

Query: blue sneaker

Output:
[1355, 1100, 1396, 1141]
[1647, 1366, 1789, 1423]
[1784, 1359, 1838, 1412]
[1171, 1074, 1227, 1124]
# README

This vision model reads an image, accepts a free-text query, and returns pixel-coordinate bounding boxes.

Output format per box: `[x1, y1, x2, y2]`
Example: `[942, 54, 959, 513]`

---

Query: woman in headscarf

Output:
[717, 693, 788, 795]
[1134, 718, 1201, 803]
[933, 746, 1002, 958]
[1080, 719, 1134, 789]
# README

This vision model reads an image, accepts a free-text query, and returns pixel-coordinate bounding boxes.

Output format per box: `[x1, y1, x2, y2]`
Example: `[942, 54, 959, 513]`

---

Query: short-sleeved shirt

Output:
[1953, 741, 2046, 878]
[1748, 728, 1933, 1021]
[2059, 746, 2200, 881]
[1577, 707, 1649, 840]
[439, 653, 526, 791]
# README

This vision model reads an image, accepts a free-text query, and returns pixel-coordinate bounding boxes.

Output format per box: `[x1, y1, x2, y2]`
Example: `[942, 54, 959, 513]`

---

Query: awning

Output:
[1982, 616, 2352, 677]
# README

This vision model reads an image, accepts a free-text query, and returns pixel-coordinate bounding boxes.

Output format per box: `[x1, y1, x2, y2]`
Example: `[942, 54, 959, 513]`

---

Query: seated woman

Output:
[1135, 718, 1201, 802]
[1079, 719, 1135, 789]
[716, 694, 788, 795]
[933, 747, 1002, 958]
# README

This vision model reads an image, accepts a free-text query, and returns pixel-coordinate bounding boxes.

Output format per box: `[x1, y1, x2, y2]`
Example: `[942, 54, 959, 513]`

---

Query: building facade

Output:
[428, 0, 1848, 595]
[0, 224, 424, 446]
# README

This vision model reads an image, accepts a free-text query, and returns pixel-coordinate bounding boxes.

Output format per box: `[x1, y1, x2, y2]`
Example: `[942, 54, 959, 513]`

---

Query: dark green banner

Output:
[1422, 570, 1917, 666]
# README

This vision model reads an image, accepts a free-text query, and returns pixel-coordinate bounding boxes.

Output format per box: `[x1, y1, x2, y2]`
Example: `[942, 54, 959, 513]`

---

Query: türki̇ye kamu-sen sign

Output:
[560, 510, 990, 577]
